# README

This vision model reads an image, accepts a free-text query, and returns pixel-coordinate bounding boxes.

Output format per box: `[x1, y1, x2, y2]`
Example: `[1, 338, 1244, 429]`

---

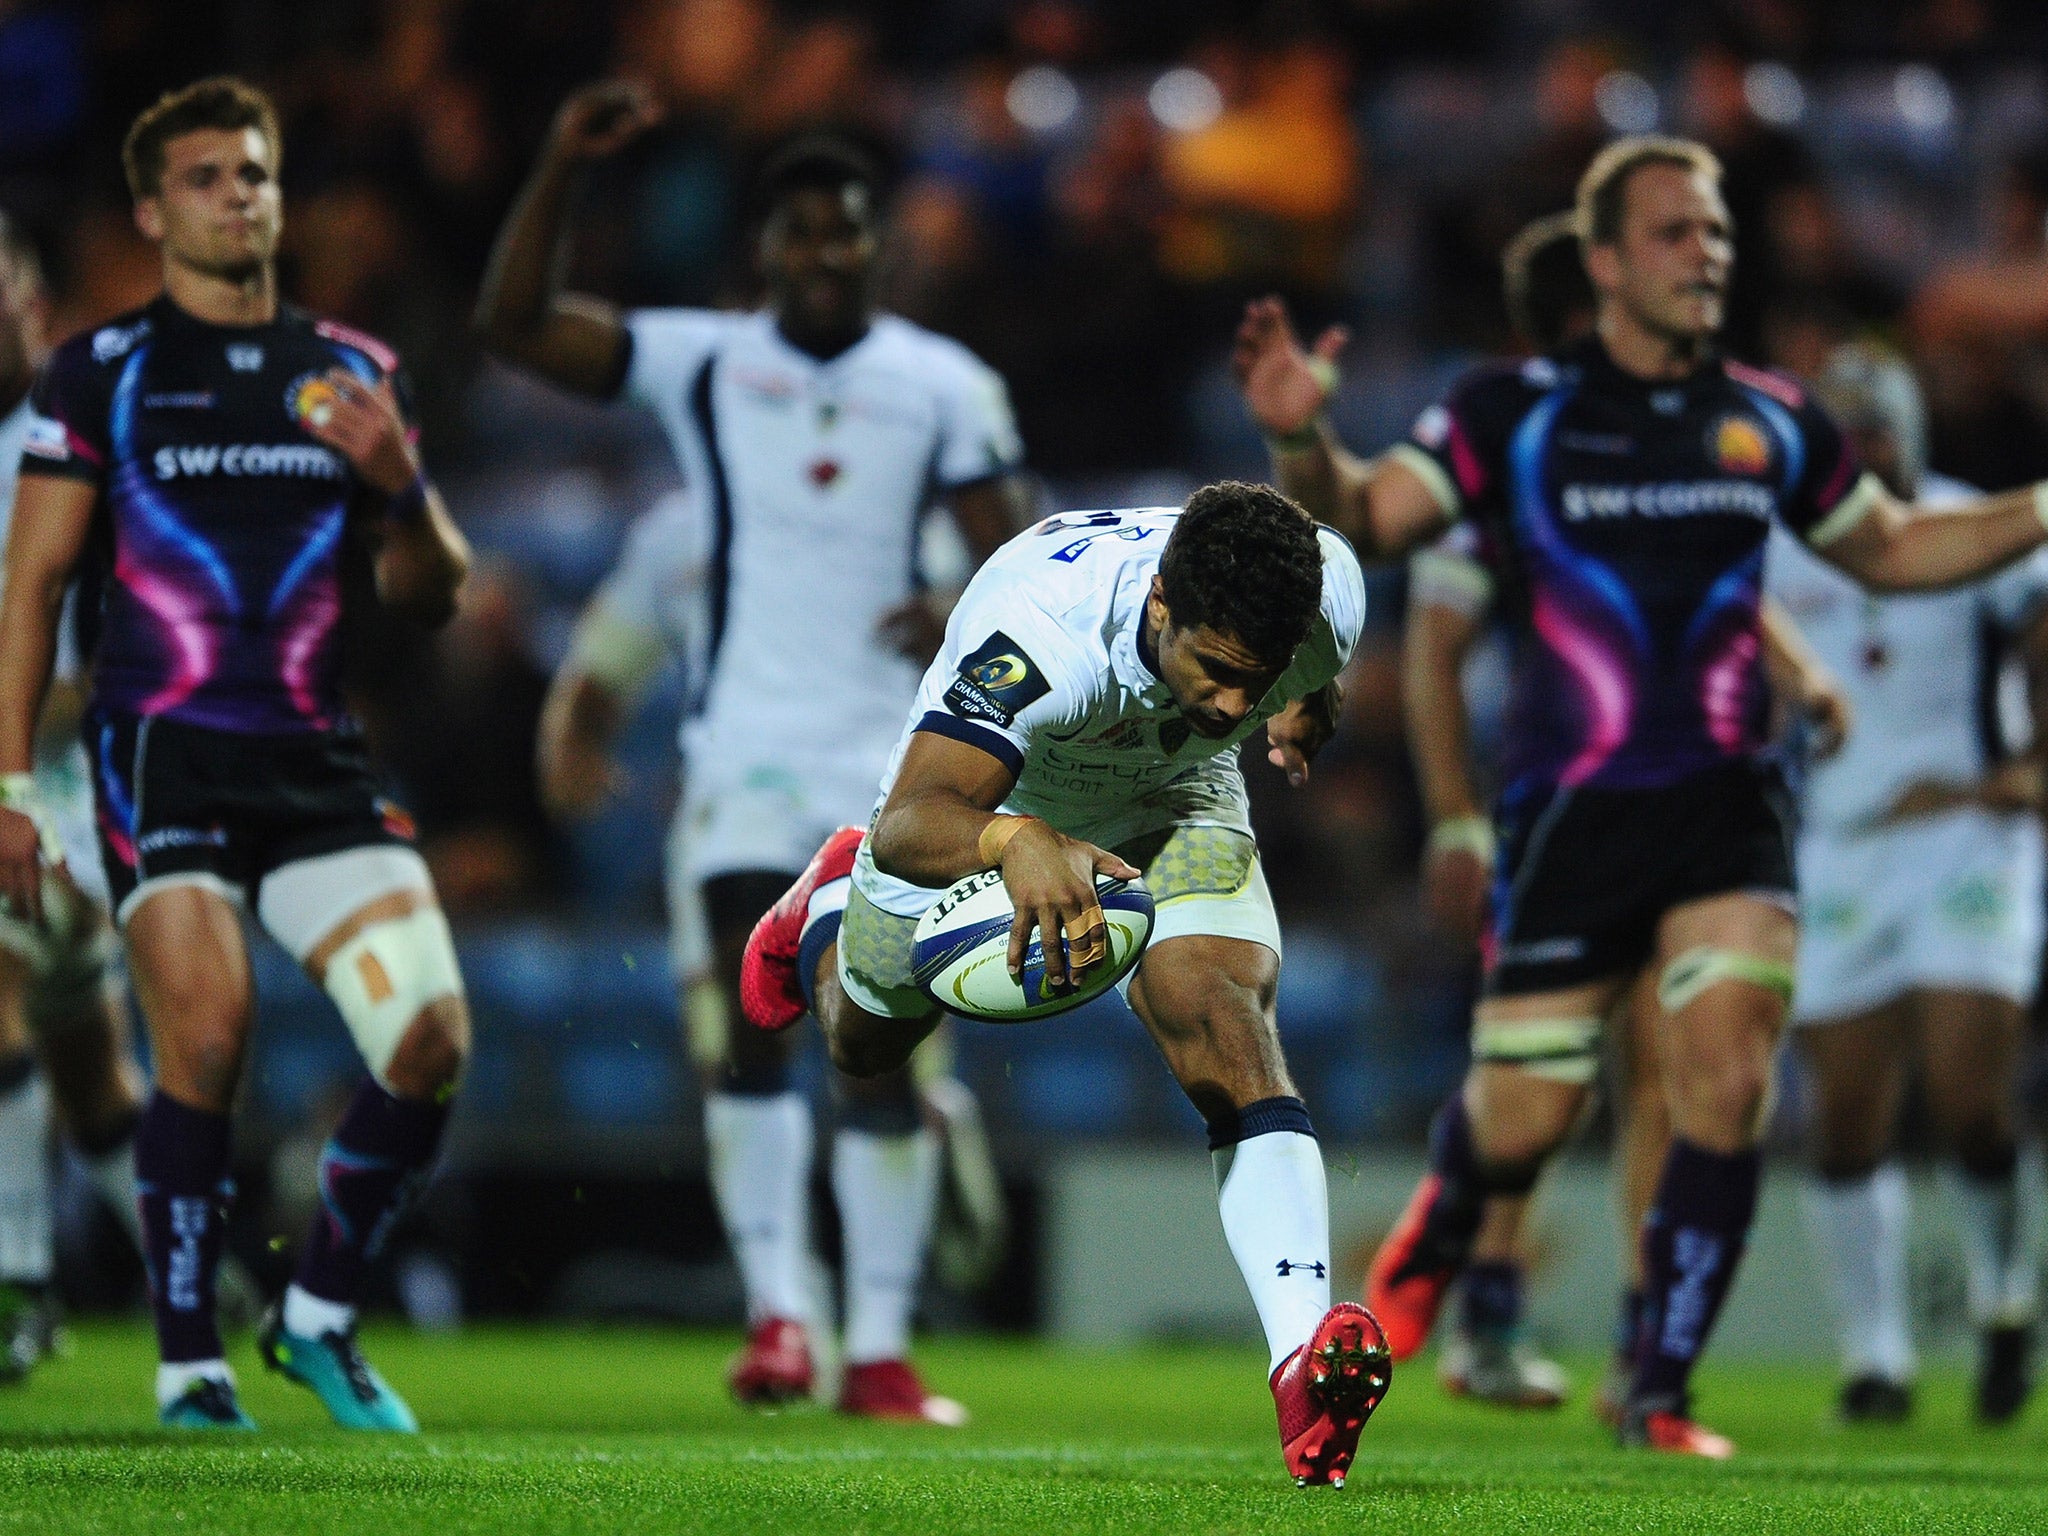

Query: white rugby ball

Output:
[911, 869, 1154, 1023]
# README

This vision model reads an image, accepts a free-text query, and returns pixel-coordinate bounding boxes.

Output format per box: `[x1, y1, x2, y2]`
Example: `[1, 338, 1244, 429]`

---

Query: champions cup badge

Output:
[1710, 414, 1772, 476]
[286, 373, 343, 430]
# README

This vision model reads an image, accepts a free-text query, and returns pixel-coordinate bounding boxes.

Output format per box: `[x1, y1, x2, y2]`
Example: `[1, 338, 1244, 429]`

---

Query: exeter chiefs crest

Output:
[285, 372, 344, 430]
[1708, 412, 1773, 476]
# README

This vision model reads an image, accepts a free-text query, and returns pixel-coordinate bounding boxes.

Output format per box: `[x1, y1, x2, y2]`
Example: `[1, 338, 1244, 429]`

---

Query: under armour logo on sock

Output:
[1275, 1259, 1327, 1278]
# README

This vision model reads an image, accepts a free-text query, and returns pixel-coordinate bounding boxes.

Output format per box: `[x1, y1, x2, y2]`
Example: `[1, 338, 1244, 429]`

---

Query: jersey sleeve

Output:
[931, 347, 1025, 489]
[619, 309, 728, 408]
[1408, 520, 1497, 619]
[1782, 393, 1880, 547]
[913, 587, 1093, 778]
[1383, 367, 1517, 523]
[18, 345, 109, 485]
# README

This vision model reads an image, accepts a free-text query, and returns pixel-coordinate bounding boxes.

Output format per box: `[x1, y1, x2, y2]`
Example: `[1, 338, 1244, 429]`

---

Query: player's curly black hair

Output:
[1158, 482, 1323, 667]
[753, 135, 884, 223]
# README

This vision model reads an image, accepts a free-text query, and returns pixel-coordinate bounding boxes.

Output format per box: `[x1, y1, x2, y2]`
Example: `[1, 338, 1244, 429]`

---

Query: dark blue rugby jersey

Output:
[18, 295, 414, 734]
[1391, 336, 1875, 794]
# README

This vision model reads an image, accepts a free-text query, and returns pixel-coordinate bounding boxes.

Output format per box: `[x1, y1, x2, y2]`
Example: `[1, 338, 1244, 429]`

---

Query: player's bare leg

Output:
[1794, 1002, 1915, 1422]
[1620, 892, 1797, 1458]
[1366, 977, 1616, 1361]
[124, 885, 259, 1427]
[253, 871, 468, 1433]
[1915, 989, 2038, 1423]
[1127, 934, 1389, 1487]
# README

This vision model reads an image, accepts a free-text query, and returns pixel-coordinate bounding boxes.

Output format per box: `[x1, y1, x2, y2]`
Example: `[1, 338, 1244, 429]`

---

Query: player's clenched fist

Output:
[300, 369, 418, 496]
[546, 80, 662, 164]
[988, 817, 1140, 992]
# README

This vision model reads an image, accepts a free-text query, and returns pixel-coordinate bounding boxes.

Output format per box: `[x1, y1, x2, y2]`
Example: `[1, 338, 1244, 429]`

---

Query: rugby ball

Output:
[911, 869, 1154, 1023]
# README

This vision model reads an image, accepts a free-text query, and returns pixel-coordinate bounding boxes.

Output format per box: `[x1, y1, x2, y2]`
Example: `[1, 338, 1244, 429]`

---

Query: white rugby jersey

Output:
[619, 307, 1022, 769]
[0, 396, 85, 712]
[1766, 474, 2048, 831]
[860, 507, 1367, 911]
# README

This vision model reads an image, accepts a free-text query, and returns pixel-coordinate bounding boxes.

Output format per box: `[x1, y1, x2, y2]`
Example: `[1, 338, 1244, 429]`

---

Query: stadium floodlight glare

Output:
[1893, 64, 1954, 132]
[1743, 61, 1805, 127]
[1148, 67, 1223, 134]
[1007, 65, 1081, 134]
[1594, 70, 1660, 135]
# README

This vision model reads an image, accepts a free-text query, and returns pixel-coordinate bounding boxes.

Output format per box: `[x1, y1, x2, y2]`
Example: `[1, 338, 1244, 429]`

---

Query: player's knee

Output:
[382, 997, 469, 1100]
[320, 905, 465, 1093]
[1679, 1048, 1772, 1137]
[161, 1010, 251, 1105]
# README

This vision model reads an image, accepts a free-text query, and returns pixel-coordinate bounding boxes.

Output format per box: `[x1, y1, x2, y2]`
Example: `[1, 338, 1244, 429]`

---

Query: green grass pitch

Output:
[1, 1323, 2044, 1534]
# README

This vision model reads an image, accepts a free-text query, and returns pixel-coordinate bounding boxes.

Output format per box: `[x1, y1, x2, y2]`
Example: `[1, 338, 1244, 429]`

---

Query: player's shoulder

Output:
[867, 314, 1001, 385]
[1717, 356, 1812, 412]
[48, 301, 157, 378]
[1421, 354, 1556, 434]
[297, 307, 403, 378]
[1315, 523, 1369, 643]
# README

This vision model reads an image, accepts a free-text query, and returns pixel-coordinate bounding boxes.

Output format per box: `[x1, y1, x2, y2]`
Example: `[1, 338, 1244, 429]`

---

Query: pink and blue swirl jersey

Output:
[18, 295, 412, 735]
[1391, 336, 1872, 796]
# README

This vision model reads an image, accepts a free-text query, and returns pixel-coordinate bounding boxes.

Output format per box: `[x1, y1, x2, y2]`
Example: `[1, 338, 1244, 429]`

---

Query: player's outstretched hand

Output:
[303, 370, 418, 496]
[1232, 295, 1346, 442]
[547, 80, 662, 163]
[995, 819, 1141, 993]
[1265, 680, 1343, 788]
[0, 808, 43, 928]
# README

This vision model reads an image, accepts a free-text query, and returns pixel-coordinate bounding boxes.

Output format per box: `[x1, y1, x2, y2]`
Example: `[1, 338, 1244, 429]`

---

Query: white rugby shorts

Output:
[1794, 808, 2044, 1023]
[664, 754, 886, 979]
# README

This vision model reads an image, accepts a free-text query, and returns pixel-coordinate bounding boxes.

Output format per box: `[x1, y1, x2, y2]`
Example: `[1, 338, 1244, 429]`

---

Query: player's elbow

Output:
[868, 807, 917, 883]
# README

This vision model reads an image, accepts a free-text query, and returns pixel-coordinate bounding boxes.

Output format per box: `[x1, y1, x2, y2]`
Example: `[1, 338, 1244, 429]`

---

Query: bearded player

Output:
[0, 78, 471, 1429]
[1236, 134, 2048, 1455]
[478, 82, 1026, 1419]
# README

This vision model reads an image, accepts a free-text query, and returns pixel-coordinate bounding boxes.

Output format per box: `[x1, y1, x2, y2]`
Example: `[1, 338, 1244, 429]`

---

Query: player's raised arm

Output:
[1232, 296, 1450, 561]
[1810, 476, 2048, 593]
[473, 80, 661, 397]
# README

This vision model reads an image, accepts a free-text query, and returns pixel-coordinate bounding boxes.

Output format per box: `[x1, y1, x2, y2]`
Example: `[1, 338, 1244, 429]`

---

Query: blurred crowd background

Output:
[14, 0, 2048, 1326]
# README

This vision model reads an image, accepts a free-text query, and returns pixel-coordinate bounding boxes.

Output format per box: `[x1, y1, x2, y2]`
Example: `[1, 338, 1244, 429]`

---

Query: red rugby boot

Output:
[739, 826, 865, 1030]
[1619, 1405, 1736, 1460]
[1270, 1302, 1393, 1488]
[1364, 1174, 1465, 1361]
[837, 1359, 969, 1426]
[727, 1316, 814, 1406]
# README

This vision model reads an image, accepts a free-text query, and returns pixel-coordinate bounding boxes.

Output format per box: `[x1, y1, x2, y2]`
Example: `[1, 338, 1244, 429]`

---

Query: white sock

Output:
[705, 1091, 815, 1323]
[1801, 1165, 1915, 1382]
[0, 1067, 52, 1286]
[156, 1358, 233, 1408]
[1946, 1149, 2043, 1329]
[1216, 1131, 1331, 1374]
[80, 1140, 143, 1251]
[282, 1282, 356, 1339]
[833, 1127, 940, 1365]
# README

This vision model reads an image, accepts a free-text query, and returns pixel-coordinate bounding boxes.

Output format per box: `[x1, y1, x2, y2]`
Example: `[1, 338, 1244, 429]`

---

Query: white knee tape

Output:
[323, 906, 464, 1082]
